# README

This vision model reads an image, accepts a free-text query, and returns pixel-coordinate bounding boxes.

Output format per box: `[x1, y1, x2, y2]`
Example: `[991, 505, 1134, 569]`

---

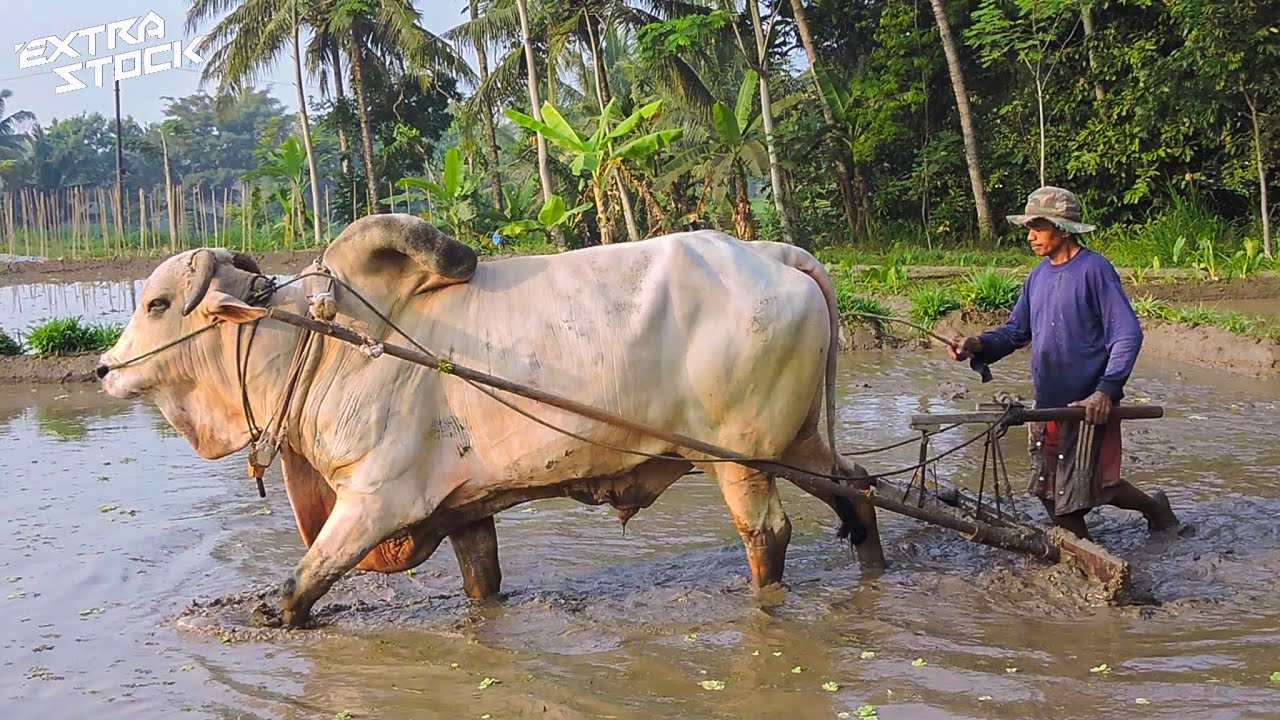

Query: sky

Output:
[0, 0, 470, 126]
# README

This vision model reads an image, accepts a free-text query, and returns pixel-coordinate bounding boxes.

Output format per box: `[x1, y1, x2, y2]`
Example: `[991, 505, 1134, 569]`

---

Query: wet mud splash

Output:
[4, 352, 1280, 719]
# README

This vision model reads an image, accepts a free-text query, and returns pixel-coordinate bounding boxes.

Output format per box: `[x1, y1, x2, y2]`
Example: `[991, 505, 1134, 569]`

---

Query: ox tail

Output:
[744, 240, 868, 547]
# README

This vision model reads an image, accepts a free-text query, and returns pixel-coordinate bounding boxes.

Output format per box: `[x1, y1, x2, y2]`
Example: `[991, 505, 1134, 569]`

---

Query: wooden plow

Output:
[264, 306, 1156, 602]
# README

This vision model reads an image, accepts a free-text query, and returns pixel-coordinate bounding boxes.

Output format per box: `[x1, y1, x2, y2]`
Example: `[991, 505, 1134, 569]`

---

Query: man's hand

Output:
[1070, 390, 1114, 425]
[947, 336, 982, 361]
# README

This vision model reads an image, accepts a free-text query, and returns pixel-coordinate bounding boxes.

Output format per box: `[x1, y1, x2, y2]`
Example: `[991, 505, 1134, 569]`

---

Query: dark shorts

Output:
[1028, 418, 1123, 516]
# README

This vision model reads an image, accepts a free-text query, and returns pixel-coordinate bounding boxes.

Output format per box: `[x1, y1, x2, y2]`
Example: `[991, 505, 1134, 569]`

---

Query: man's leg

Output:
[1108, 482, 1181, 531]
[1094, 419, 1182, 532]
[1039, 497, 1092, 539]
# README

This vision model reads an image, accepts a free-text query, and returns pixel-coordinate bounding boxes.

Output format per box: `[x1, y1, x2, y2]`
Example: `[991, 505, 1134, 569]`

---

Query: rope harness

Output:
[104, 261, 1026, 523]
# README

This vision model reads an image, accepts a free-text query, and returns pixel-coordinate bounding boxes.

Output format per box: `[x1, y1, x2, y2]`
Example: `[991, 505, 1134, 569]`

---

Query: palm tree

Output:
[514, 0, 560, 227]
[928, 0, 994, 240]
[0, 88, 34, 192]
[737, 0, 798, 245]
[469, 0, 506, 213]
[0, 89, 35, 191]
[187, 0, 324, 244]
[787, 0, 862, 238]
[323, 0, 475, 215]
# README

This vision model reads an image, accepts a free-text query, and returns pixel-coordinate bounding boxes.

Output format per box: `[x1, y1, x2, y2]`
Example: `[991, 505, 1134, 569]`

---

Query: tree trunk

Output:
[293, 7, 323, 245]
[1081, 7, 1105, 102]
[592, 178, 613, 245]
[329, 44, 352, 179]
[515, 0, 561, 247]
[747, 0, 799, 245]
[733, 161, 757, 241]
[1035, 73, 1046, 187]
[788, 0, 861, 239]
[583, 15, 638, 242]
[471, 0, 505, 214]
[928, 0, 994, 240]
[348, 34, 381, 216]
[1244, 85, 1272, 257]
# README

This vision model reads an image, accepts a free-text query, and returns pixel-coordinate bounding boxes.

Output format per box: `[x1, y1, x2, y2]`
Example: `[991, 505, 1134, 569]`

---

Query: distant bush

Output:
[0, 328, 21, 356]
[24, 317, 123, 355]
[909, 287, 962, 328]
[959, 268, 1022, 311]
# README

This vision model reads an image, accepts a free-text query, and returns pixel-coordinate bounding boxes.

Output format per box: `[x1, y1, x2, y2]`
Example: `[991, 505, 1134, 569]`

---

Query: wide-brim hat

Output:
[1006, 186, 1096, 234]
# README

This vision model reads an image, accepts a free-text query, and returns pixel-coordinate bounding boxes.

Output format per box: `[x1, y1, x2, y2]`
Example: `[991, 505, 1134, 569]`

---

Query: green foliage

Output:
[858, 263, 910, 294]
[499, 193, 592, 245]
[959, 268, 1022, 310]
[0, 328, 21, 356]
[387, 147, 480, 241]
[635, 11, 732, 61]
[909, 287, 962, 328]
[24, 317, 123, 355]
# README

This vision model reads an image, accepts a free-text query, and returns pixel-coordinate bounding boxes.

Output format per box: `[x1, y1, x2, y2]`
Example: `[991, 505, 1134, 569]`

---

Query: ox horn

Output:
[181, 249, 218, 316]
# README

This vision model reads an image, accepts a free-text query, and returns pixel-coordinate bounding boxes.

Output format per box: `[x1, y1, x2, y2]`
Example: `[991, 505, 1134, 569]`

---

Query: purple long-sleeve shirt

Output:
[974, 248, 1144, 409]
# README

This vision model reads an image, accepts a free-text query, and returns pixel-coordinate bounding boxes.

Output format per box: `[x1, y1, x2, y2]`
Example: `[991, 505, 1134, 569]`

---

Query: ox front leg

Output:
[280, 491, 420, 628]
[449, 517, 502, 599]
[712, 463, 792, 590]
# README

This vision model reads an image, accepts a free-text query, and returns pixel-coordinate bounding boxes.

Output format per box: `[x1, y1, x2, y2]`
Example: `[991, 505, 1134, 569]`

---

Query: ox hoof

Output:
[278, 578, 312, 629]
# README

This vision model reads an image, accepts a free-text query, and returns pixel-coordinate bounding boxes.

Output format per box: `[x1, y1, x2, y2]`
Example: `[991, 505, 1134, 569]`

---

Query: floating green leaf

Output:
[1136, 698, 1151, 705]
[1090, 663, 1111, 675]
[772, 651, 783, 657]
[1271, 671, 1280, 684]
[99, 504, 118, 513]
[856, 705, 879, 718]
[790, 666, 804, 674]
[860, 651, 876, 660]
[684, 633, 697, 642]
[822, 681, 840, 692]
[334, 712, 354, 720]
[978, 695, 993, 701]
[911, 658, 926, 667]
[478, 677, 501, 690]
[1005, 666, 1019, 673]
[698, 679, 725, 691]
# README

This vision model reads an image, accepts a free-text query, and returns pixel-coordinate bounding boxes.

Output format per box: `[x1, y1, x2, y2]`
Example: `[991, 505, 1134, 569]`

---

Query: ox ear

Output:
[321, 214, 478, 296]
[202, 290, 268, 325]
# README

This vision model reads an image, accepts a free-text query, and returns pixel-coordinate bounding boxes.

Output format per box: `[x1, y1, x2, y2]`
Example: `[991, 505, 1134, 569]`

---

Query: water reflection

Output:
[0, 280, 144, 337]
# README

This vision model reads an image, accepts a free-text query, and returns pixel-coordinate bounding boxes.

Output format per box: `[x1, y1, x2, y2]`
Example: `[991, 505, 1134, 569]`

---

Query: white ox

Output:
[98, 214, 886, 626]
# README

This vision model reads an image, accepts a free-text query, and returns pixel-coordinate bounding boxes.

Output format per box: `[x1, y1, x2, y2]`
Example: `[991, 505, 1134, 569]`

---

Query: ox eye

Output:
[148, 298, 171, 314]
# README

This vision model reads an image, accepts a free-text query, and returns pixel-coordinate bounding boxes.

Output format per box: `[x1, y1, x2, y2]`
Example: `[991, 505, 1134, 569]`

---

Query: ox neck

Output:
[225, 284, 315, 453]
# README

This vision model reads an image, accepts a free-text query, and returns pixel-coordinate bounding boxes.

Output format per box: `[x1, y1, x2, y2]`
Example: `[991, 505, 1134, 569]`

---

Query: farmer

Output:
[947, 186, 1182, 540]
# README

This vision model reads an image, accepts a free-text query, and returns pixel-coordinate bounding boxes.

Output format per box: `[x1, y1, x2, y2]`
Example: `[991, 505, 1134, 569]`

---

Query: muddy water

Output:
[0, 280, 144, 335]
[3, 352, 1279, 719]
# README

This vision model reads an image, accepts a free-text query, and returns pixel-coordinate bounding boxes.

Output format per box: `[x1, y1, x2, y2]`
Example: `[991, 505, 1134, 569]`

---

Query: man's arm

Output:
[1092, 262, 1144, 401]
[970, 276, 1033, 365]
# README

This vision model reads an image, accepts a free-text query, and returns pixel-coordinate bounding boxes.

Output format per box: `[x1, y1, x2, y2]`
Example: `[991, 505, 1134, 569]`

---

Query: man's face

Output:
[1026, 218, 1072, 257]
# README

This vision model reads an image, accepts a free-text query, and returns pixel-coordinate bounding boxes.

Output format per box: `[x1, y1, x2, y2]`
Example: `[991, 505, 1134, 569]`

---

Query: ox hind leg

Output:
[708, 463, 792, 589]
[781, 432, 887, 572]
[448, 517, 502, 599]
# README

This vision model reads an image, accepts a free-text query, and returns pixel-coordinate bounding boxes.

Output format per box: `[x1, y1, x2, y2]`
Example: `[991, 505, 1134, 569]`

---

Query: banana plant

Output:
[244, 135, 312, 248]
[499, 194, 592, 243]
[662, 70, 768, 240]
[386, 146, 479, 241]
[505, 99, 682, 244]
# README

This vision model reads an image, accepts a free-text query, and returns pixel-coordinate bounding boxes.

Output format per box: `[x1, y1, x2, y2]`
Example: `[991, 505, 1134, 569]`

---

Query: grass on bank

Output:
[5, 317, 124, 356]
[1131, 296, 1280, 341]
